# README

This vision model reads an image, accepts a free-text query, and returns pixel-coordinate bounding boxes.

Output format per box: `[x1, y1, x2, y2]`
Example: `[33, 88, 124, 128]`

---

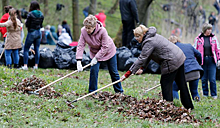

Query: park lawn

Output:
[0, 66, 219, 127]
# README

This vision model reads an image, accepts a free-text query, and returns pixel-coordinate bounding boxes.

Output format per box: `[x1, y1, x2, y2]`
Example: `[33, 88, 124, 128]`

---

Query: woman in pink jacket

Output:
[76, 15, 123, 93]
[194, 23, 220, 99]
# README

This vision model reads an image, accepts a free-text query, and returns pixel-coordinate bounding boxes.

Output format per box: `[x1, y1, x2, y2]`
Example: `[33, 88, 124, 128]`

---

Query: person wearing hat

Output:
[194, 23, 220, 99]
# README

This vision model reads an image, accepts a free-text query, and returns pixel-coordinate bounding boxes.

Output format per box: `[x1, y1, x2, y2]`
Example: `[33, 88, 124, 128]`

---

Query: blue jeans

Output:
[173, 79, 200, 100]
[202, 56, 217, 97]
[89, 55, 123, 93]
[24, 30, 41, 65]
[4, 49, 19, 65]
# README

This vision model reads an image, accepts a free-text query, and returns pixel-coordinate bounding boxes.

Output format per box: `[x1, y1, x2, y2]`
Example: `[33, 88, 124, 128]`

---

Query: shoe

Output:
[212, 96, 217, 100]
[33, 66, 38, 69]
[20, 66, 28, 70]
[7, 64, 12, 69]
[13, 64, 19, 69]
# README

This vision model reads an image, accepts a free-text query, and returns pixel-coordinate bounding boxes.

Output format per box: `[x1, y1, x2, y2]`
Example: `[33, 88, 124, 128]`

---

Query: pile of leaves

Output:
[13, 75, 62, 98]
[92, 91, 201, 124]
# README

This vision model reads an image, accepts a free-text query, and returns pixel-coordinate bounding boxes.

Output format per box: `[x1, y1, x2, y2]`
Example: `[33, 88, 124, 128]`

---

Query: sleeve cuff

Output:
[124, 70, 132, 78]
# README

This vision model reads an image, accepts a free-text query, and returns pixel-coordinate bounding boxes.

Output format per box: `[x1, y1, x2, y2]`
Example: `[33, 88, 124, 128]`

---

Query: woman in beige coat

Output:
[0, 8, 22, 68]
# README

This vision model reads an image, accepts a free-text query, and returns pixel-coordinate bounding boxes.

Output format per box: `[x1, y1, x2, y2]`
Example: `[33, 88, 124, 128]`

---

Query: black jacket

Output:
[25, 10, 44, 32]
[119, 0, 139, 22]
[62, 23, 73, 40]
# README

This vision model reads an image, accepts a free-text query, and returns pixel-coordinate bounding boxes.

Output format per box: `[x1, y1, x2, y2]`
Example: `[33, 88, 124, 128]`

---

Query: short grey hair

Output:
[83, 14, 97, 27]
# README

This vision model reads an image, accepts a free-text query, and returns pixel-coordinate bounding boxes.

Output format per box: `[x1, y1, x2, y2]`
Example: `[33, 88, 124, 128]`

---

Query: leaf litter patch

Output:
[90, 91, 201, 124]
[12, 75, 62, 98]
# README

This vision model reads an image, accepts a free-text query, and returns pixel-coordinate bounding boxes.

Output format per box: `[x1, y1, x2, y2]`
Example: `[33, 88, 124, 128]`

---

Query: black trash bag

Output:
[0, 43, 5, 65]
[116, 46, 130, 57]
[100, 61, 108, 70]
[216, 67, 220, 81]
[143, 60, 161, 74]
[56, 41, 72, 49]
[53, 48, 72, 69]
[131, 48, 142, 57]
[19, 49, 35, 67]
[71, 58, 77, 70]
[117, 46, 133, 71]
[82, 54, 90, 66]
[70, 52, 91, 70]
[124, 57, 138, 71]
[39, 48, 54, 68]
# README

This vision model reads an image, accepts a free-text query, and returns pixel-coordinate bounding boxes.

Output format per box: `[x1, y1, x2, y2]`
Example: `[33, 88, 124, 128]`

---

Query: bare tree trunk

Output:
[114, 0, 153, 47]
[113, 24, 123, 47]
[72, 0, 80, 41]
[43, 0, 48, 17]
[2, 0, 9, 16]
[89, 0, 97, 15]
[136, 0, 153, 26]
[108, 0, 119, 14]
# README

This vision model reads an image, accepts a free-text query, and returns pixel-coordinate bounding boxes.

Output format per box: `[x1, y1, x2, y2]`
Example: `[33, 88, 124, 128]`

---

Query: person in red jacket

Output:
[0, 5, 13, 41]
[95, 10, 106, 27]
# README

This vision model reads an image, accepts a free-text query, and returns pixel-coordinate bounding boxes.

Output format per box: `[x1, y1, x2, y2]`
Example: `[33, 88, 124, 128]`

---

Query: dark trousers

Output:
[160, 64, 194, 109]
[89, 55, 123, 93]
[122, 20, 135, 47]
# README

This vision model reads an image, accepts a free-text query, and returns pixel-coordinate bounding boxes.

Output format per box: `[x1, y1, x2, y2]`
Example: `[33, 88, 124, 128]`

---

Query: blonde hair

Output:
[168, 36, 181, 44]
[133, 25, 149, 35]
[83, 14, 97, 27]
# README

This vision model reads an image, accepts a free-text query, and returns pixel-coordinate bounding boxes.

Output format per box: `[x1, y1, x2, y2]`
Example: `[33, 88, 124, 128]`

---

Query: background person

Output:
[95, 10, 106, 27]
[58, 28, 72, 45]
[119, 0, 139, 47]
[76, 15, 123, 93]
[47, 26, 58, 45]
[0, 5, 13, 42]
[169, 36, 203, 101]
[62, 20, 72, 40]
[121, 25, 194, 109]
[194, 23, 220, 99]
[15, 9, 24, 45]
[0, 8, 22, 69]
[57, 24, 63, 37]
[21, 1, 44, 70]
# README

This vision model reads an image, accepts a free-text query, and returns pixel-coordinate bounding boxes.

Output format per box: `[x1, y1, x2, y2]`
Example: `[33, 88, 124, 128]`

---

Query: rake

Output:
[28, 63, 91, 95]
[66, 79, 122, 108]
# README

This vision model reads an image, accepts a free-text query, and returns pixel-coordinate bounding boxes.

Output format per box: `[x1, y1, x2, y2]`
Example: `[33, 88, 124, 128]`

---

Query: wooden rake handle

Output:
[145, 84, 161, 92]
[72, 79, 122, 103]
[0, 48, 5, 60]
[34, 63, 91, 93]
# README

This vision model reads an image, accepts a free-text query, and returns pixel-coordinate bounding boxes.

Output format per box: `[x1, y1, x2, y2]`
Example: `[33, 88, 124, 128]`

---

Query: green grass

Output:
[0, 66, 220, 127]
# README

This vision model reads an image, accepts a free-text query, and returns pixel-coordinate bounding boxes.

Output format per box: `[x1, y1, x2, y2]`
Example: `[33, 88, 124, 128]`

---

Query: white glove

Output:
[217, 60, 220, 67]
[77, 61, 83, 72]
[91, 57, 98, 66]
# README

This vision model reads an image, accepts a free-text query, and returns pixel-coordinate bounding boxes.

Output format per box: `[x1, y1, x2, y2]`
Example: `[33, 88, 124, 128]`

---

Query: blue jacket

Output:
[175, 42, 203, 75]
[47, 26, 58, 45]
